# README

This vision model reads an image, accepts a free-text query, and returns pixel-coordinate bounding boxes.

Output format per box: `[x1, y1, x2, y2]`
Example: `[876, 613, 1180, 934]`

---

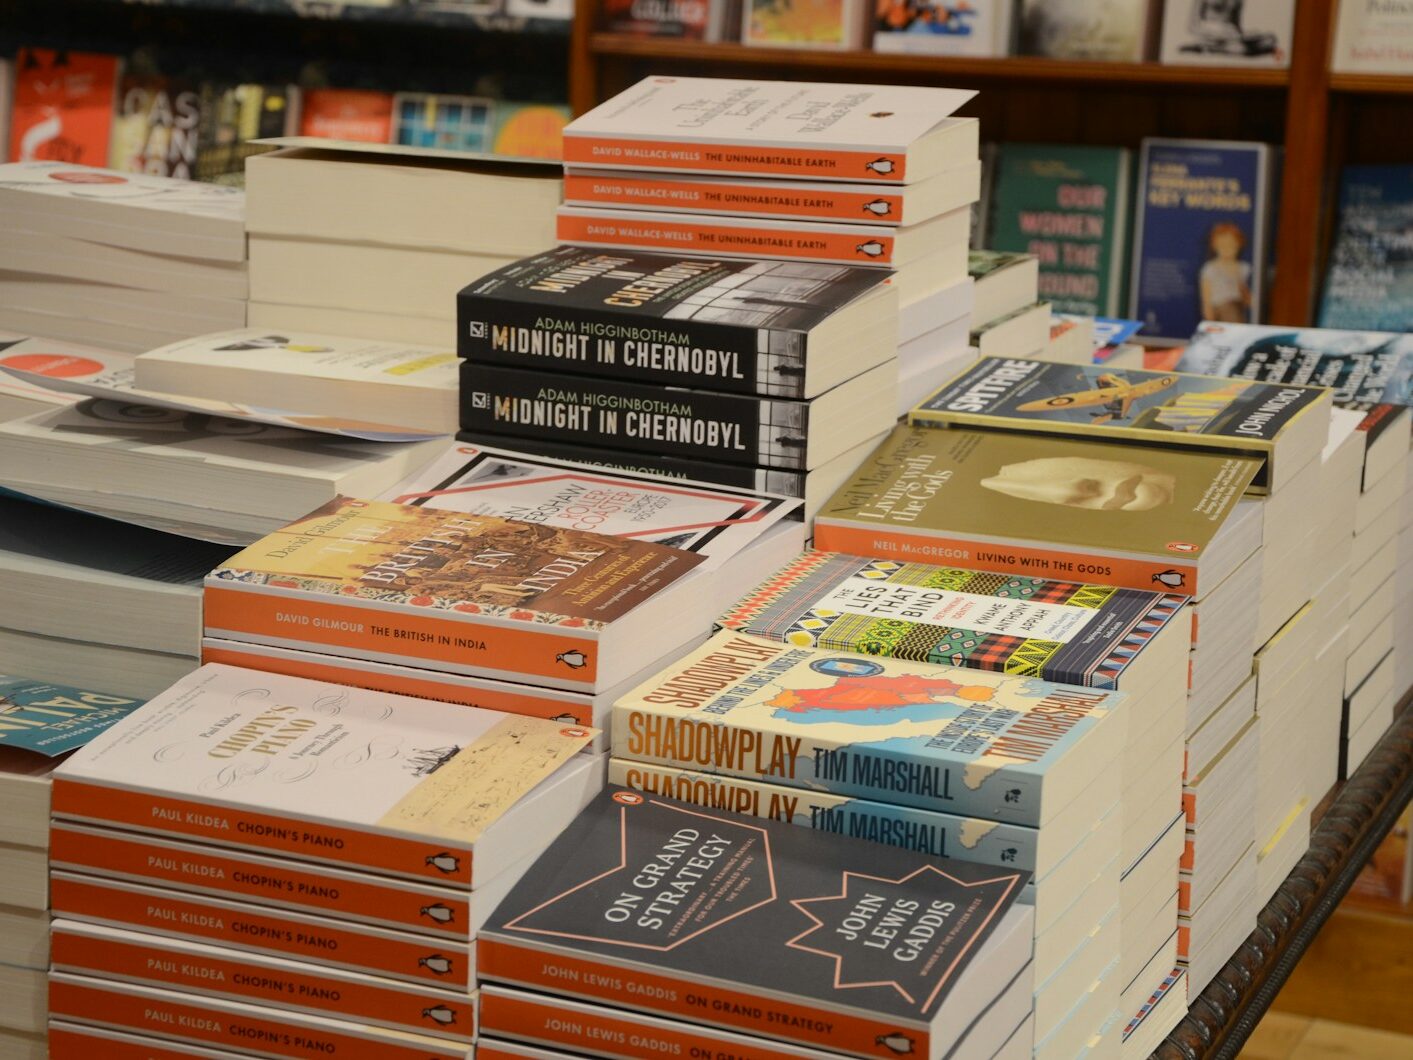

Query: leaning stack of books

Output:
[0, 675, 147, 1060]
[45, 665, 602, 1057]
[244, 142, 562, 349]
[477, 785, 1038, 1060]
[0, 162, 247, 353]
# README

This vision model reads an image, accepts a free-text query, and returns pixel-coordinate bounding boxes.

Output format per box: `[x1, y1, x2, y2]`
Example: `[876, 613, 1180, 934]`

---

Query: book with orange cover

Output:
[299, 89, 394, 143]
[8, 48, 120, 166]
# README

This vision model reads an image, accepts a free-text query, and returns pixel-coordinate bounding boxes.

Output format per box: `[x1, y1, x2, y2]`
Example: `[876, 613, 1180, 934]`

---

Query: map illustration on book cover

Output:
[457, 246, 887, 397]
[51, 664, 595, 886]
[613, 631, 1122, 824]
[1176, 323, 1413, 409]
[912, 356, 1330, 490]
[0, 675, 145, 756]
[480, 787, 1028, 1058]
[721, 550, 1185, 688]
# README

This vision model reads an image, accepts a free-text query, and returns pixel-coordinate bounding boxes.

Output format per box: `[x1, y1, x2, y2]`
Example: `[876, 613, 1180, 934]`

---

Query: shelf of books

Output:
[86, 0, 574, 34]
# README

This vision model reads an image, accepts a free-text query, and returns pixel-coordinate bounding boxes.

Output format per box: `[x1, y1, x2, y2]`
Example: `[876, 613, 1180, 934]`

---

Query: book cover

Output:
[0, 159, 245, 224]
[1318, 165, 1413, 332]
[0, 675, 145, 756]
[0, 334, 112, 411]
[563, 77, 976, 183]
[874, 0, 1014, 56]
[1159, 0, 1294, 64]
[911, 356, 1331, 491]
[479, 786, 1029, 1057]
[194, 82, 299, 186]
[206, 498, 703, 685]
[988, 144, 1132, 317]
[612, 630, 1122, 822]
[299, 89, 394, 143]
[393, 93, 495, 153]
[8, 48, 119, 166]
[1332, 0, 1413, 73]
[379, 441, 795, 564]
[457, 246, 887, 397]
[1018, 0, 1155, 59]
[108, 71, 204, 180]
[602, 0, 720, 38]
[51, 662, 596, 885]
[743, 0, 867, 47]
[720, 549, 1185, 687]
[1175, 323, 1413, 409]
[491, 103, 570, 160]
[814, 424, 1261, 594]
[1130, 139, 1274, 341]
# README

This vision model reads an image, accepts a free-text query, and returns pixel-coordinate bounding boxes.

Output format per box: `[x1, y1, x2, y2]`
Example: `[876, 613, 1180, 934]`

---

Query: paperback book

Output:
[108, 70, 204, 180]
[742, 0, 868, 48]
[479, 785, 1031, 1059]
[456, 246, 893, 398]
[0, 675, 145, 757]
[8, 47, 119, 166]
[601, 0, 733, 38]
[910, 356, 1332, 492]
[1318, 165, 1413, 332]
[874, 0, 1015, 56]
[1158, 0, 1295, 65]
[298, 88, 394, 142]
[1018, 0, 1157, 60]
[1332, 0, 1413, 73]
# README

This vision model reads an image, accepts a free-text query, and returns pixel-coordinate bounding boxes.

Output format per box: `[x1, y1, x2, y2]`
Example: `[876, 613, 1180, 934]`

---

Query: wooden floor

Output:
[1240, 1014, 1413, 1059]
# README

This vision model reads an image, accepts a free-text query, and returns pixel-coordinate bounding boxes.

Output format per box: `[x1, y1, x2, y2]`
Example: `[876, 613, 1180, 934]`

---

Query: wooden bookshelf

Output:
[1330, 73, 1413, 94]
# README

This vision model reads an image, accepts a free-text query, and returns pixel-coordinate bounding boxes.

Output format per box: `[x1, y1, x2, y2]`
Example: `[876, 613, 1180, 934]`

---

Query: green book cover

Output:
[989, 144, 1133, 317]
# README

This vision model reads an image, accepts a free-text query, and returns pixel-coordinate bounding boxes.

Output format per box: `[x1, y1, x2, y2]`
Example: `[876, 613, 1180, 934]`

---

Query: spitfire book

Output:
[910, 357, 1332, 493]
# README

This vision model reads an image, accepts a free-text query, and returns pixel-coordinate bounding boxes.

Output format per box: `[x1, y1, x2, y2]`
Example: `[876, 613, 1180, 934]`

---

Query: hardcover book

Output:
[8, 48, 119, 166]
[479, 785, 1032, 1059]
[563, 77, 977, 184]
[910, 356, 1332, 493]
[456, 360, 897, 471]
[1158, 0, 1294, 65]
[1129, 139, 1275, 342]
[205, 497, 704, 690]
[874, 0, 1015, 56]
[720, 549, 1186, 687]
[813, 423, 1261, 595]
[988, 144, 1133, 317]
[1332, 0, 1413, 73]
[1318, 165, 1413, 332]
[457, 246, 894, 399]
[612, 630, 1124, 824]
[51, 663, 598, 887]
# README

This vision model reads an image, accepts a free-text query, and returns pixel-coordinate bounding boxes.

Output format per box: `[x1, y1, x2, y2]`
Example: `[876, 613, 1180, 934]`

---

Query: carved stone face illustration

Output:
[979, 456, 1177, 511]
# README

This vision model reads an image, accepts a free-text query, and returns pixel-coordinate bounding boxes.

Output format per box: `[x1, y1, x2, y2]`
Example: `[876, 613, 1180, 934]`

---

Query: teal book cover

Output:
[988, 143, 1133, 317]
[0, 676, 145, 756]
[1318, 165, 1413, 333]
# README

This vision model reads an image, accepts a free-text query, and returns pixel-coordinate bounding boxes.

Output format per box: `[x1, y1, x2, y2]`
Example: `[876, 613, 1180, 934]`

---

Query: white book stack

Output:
[1396, 447, 1413, 697]
[1186, 505, 1264, 733]
[896, 273, 976, 416]
[0, 162, 247, 354]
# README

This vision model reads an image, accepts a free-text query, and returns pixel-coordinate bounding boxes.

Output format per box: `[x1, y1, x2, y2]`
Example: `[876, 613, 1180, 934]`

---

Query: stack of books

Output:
[0, 333, 107, 423]
[1397, 430, 1413, 700]
[0, 161, 246, 353]
[243, 142, 562, 349]
[45, 664, 602, 1057]
[478, 784, 1038, 1060]
[456, 245, 899, 519]
[967, 251, 1053, 362]
[0, 675, 147, 1060]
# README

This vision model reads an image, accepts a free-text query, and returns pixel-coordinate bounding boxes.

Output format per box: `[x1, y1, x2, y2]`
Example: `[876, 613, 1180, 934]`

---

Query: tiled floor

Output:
[1241, 1014, 1413, 1059]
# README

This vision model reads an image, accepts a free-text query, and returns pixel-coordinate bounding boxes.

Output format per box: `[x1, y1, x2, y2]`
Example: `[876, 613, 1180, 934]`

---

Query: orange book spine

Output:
[200, 643, 593, 727]
[812, 523, 1203, 596]
[50, 1025, 222, 1060]
[477, 938, 930, 1059]
[1176, 923, 1191, 959]
[557, 211, 895, 265]
[561, 136, 907, 182]
[51, 777, 474, 887]
[482, 989, 810, 1060]
[50, 876, 471, 989]
[1180, 837, 1195, 872]
[51, 927, 475, 1041]
[48, 977, 464, 1060]
[204, 584, 599, 686]
[50, 826, 470, 938]
[563, 172, 907, 224]
[1177, 878, 1194, 915]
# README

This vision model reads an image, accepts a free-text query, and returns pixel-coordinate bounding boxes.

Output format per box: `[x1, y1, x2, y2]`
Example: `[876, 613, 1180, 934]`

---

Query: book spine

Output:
[454, 432, 805, 496]
[718, 551, 835, 628]
[203, 581, 600, 691]
[481, 988, 812, 1060]
[200, 641, 595, 728]
[812, 520, 1205, 596]
[477, 937, 930, 1058]
[49, 1025, 211, 1060]
[560, 135, 909, 183]
[457, 364, 810, 470]
[557, 209, 898, 267]
[50, 926, 475, 1042]
[48, 977, 462, 1060]
[563, 172, 908, 225]
[49, 825, 471, 940]
[457, 290, 787, 398]
[50, 875, 472, 989]
[51, 777, 476, 888]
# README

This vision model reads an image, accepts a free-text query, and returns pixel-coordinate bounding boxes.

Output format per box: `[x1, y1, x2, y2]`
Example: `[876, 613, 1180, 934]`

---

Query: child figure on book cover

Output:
[1200, 222, 1253, 323]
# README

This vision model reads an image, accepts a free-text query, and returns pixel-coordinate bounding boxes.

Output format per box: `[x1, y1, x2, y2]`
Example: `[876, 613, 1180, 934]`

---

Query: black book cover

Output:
[456, 246, 886, 398]
[459, 364, 812, 469]
[479, 787, 1029, 1059]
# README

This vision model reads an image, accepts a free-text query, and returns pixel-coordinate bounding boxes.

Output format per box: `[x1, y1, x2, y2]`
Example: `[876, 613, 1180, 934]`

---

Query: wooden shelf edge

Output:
[1329, 73, 1413, 95]
[586, 36, 1291, 88]
[85, 0, 574, 35]
[1152, 689, 1413, 1060]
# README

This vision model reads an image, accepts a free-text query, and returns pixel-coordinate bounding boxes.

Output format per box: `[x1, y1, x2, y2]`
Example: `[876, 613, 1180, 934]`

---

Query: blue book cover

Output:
[1318, 165, 1413, 333]
[1129, 139, 1275, 342]
[0, 676, 145, 756]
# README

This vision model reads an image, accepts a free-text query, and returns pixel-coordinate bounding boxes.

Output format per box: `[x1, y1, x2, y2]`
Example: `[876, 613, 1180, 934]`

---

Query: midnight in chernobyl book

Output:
[478, 787, 1029, 1060]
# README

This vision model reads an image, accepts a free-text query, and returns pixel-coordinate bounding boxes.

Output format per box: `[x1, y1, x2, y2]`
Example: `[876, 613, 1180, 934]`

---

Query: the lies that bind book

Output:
[721, 550, 1186, 688]
[612, 631, 1124, 826]
[479, 786, 1031, 1060]
[50, 663, 598, 888]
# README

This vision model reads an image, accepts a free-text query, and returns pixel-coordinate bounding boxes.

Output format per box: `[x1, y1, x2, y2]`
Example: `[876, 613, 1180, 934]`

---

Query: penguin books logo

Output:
[1003, 788, 1021, 803]
[865, 158, 896, 176]
[426, 852, 461, 875]
[418, 954, 454, 976]
[855, 241, 886, 258]
[422, 1006, 457, 1026]
[1153, 569, 1186, 589]
[1166, 542, 1199, 554]
[559, 727, 591, 739]
[612, 791, 643, 805]
[876, 1032, 915, 1055]
[421, 904, 455, 924]
[551, 712, 578, 724]
[862, 200, 892, 217]
[556, 649, 588, 669]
